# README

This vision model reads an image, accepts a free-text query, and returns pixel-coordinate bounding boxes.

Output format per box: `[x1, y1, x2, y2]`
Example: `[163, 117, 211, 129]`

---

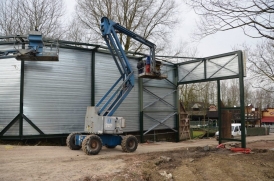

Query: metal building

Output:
[0, 39, 177, 142]
[0, 36, 247, 147]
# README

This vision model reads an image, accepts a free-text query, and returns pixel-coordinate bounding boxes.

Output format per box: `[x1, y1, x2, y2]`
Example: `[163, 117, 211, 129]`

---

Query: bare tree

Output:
[64, 17, 93, 43]
[0, 0, 65, 38]
[246, 40, 274, 92]
[75, 0, 179, 52]
[180, 82, 215, 109]
[0, 0, 21, 35]
[185, 0, 274, 40]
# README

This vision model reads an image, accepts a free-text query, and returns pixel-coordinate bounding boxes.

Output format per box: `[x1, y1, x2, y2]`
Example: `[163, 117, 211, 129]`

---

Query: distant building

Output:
[186, 102, 207, 121]
[261, 108, 274, 125]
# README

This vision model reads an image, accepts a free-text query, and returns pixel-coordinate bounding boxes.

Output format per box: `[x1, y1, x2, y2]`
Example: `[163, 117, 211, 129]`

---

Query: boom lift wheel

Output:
[82, 135, 103, 155]
[66, 132, 82, 150]
[121, 135, 138, 152]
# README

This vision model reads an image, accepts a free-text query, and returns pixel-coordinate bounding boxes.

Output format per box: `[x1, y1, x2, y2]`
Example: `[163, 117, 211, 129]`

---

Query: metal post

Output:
[138, 75, 144, 143]
[238, 51, 246, 148]
[19, 43, 25, 139]
[217, 80, 222, 144]
[174, 65, 179, 142]
[91, 50, 95, 106]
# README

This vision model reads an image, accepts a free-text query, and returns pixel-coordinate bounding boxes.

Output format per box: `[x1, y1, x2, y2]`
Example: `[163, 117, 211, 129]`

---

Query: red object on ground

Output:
[145, 64, 150, 73]
[216, 144, 225, 148]
[230, 148, 251, 154]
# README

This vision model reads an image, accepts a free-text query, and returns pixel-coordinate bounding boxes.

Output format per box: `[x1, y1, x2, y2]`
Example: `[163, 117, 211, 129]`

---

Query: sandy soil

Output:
[0, 135, 274, 181]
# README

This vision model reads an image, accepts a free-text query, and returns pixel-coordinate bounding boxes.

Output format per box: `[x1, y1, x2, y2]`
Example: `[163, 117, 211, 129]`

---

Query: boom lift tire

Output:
[66, 132, 82, 150]
[121, 135, 138, 152]
[82, 135, 102, 155]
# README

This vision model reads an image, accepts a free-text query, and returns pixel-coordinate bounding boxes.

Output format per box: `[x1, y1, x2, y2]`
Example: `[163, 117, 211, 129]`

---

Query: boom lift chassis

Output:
[67, 17, 165, 155]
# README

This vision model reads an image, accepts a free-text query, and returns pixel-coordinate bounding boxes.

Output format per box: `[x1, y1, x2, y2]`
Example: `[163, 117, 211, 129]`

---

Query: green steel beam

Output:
[238, 51, 246, 148]
[91, 50, 95, 106]
[22, 114, 44, 135]
[164, 78, 177, 88]
[174, 65, 179, 142]
[19, 51, 25, 139]
[204, 58, 207, 79]
[0, 114, 20, 136]
[138, 76, 144, 143]
[204, 50, 240, 60]
[176, 59, 204, 66]
[217, 80, 222, 144]
[177, 75, 240, 85]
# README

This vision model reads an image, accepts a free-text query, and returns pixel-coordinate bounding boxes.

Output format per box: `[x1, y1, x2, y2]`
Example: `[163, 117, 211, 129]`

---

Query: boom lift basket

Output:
[138, 60, 167, 79]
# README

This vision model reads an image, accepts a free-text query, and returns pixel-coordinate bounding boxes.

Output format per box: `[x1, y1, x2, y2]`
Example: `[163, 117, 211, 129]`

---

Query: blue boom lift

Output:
[66, 17, 166, 155]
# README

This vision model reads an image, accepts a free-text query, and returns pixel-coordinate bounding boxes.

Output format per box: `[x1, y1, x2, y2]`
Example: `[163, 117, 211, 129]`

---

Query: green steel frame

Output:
[177, 51, 246, 148]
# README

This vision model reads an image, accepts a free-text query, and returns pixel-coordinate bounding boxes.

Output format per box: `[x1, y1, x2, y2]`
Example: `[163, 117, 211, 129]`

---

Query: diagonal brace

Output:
[143, 112, 177, 135]
[143, 88, 175, 109]
[208, 54, 237, 78]
[144, 89, 176, 109]
[179, 61, 203, 82]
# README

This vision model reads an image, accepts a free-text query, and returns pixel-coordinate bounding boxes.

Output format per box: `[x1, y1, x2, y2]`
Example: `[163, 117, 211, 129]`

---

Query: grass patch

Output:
[192, 130, 206, 138]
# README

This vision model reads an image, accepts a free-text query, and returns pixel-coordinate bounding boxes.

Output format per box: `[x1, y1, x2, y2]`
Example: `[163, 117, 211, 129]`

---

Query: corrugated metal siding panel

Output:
[143, 112, 175, 130]
[23, 119, 39, 135]
[142, 86, 176, 130]
[178, 62, 204, 82]
[94, 53, 139, 132]
[0, 46, 20, 134]
[4, 121, 19, 136]
[23, 48, 92, 134]
[207, 55, 239, 78]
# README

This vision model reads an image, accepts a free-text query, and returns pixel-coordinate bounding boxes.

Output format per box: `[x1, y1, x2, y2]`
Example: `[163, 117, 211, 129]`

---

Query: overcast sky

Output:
[64, 0, 258, 58]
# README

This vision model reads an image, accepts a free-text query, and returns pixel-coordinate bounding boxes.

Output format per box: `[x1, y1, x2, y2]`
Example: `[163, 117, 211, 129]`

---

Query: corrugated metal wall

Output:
[142, 64, 177, 131]
[23, 48, 92, 134]
[0, 50, 20, 135]
[0, 47, 177, 137]
[94, 52, 140, 132]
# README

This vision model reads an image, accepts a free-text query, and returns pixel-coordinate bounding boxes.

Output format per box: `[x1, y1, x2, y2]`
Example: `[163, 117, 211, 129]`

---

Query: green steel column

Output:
[204, 58, 207, 79]
[217, 80, 222, 144]
[238, 51, 246, 148]
[19, 61, 24, 139]
[174, 65, 179, 142]
[138, 77, 144, 143]
[91, 50, 95, 106]
[19, 43, 25, 139]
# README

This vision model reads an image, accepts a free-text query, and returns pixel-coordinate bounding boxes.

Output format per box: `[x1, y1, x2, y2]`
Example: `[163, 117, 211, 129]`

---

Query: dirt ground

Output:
[0, 135, 274, 181]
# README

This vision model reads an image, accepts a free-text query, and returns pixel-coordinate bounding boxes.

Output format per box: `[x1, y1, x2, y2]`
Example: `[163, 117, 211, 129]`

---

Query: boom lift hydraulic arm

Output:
[67, 17, 166, 155]
[97, 17, 164, 117]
